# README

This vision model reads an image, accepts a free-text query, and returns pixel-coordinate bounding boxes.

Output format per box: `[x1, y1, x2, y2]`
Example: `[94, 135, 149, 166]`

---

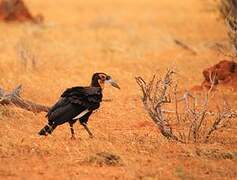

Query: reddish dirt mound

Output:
[201, 60, 237, 90]
[0, 0, 43, 23]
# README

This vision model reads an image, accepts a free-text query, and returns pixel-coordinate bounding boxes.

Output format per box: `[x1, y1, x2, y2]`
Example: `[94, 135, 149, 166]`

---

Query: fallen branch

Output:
[174, 39, 197, 55]
[0, 85, 49, 113]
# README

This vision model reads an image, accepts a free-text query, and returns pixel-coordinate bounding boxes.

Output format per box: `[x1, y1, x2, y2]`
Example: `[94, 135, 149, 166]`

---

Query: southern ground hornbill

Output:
[38, 73, 120, 139]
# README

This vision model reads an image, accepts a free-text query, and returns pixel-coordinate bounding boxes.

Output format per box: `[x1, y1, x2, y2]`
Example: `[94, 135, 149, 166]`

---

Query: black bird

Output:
[38, 72, 120, 139]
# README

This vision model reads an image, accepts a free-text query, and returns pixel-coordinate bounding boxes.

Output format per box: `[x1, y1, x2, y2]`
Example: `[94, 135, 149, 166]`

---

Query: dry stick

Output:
[0, 85, 49, 113]
[186, 71, 236, 142]
[179, 89, 211, 142]
[174, 39, 197, 55]
[205, 105, 237, 142]
[174, 84, 180, 123]
[178, 91, 197, 141]
[135, 71, 184, 143]
[205, 109, 223, 142]
[195, 73, 216, 139]
[187, 72, 216, 142]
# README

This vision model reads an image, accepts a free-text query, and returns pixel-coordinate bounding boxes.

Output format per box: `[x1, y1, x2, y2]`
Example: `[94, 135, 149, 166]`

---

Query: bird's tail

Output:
[38, 124, 56, 136]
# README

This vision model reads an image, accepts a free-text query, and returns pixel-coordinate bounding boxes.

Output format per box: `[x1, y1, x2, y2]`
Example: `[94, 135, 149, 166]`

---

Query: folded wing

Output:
[46, 86, 102, 125]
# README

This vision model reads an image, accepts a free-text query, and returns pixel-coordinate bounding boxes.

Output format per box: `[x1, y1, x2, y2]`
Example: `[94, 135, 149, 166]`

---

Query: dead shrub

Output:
[136, 69, 237, 143]
[219, 0, 237, 54]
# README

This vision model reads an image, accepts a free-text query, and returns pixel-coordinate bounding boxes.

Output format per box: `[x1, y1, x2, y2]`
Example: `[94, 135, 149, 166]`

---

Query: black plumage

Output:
[38, 73, 120, 138]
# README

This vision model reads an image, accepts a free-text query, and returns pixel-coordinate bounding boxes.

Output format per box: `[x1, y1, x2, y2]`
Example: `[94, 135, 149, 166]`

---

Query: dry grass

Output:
[219, 0, 237, 55]
[0, 0, 236, 179]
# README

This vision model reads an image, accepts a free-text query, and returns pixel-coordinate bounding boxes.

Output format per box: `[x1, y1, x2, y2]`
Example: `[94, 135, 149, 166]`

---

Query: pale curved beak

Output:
[106, 79, 120, 89]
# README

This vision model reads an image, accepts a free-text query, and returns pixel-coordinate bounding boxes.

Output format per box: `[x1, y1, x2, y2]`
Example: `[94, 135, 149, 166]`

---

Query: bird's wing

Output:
[47, 101, 85, 125]
[46, 97, 70, 118]
[46, 86, 102, 124]
[61, 86, 103, 110]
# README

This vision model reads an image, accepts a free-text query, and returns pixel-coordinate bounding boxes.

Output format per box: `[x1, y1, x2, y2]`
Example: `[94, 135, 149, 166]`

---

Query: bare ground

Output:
[0, 0, 237, 179]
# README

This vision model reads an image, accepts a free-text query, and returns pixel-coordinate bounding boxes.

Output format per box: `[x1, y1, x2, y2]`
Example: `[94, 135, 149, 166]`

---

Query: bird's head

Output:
[91, 72, 120, 89]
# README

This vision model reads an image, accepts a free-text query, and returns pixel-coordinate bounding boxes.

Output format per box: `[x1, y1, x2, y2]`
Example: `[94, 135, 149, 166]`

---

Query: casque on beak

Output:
[106, 78, 120, 89]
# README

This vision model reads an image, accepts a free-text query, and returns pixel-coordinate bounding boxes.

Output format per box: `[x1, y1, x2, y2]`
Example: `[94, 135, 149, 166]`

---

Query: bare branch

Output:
[173, 39, 197, 55]
[0, 85, 49, 113]
[136, 69, 236, 143]
[136, 69, 183, 142]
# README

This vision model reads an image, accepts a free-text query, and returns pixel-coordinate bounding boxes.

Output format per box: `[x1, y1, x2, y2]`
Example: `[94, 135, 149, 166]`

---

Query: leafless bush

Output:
[220, 0, 237, 54]
[136, 69, 237, 143]
[135, 70, 181, 142]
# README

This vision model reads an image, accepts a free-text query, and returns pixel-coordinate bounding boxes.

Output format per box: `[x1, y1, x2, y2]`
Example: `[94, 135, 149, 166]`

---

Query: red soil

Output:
[202, 60, 237, 90]
[0, 0, 43, 23]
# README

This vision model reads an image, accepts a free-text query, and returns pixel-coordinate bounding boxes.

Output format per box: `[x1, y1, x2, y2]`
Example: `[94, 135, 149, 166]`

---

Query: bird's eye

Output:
[99, 74, 106, 80]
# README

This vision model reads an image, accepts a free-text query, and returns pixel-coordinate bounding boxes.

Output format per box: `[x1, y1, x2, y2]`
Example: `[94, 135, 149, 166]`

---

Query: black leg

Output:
[81, 123, 93, 138]
[69, 122, 76, 139]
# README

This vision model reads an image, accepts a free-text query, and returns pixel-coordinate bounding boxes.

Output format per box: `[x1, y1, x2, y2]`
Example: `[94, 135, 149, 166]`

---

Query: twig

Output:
[174, 39, 197, 55]
[135, 69, 184, 143]
[136, 69, 236, 143]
